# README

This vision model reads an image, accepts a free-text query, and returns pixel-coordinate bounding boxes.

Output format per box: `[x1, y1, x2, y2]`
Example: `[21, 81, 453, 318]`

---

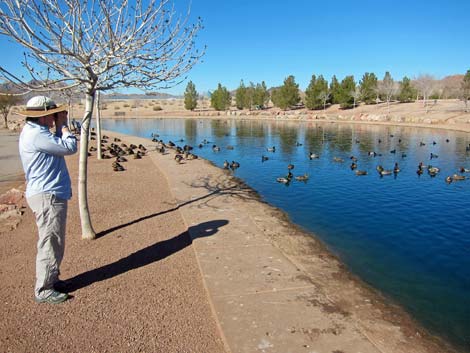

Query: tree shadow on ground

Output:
[66, 219, 228, 292]
[96, 174, 257, 239]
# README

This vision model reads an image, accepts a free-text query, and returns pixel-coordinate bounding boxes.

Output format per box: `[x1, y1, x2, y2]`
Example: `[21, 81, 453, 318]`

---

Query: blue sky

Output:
[1, 0, 469, 95]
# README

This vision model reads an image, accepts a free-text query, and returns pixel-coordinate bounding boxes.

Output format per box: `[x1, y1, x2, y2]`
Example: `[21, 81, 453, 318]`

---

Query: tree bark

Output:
[96, 91, 102, 160]
[3, 115, 8, 129]
[67, 100, 72, 127]
[78, 92, 96, 240]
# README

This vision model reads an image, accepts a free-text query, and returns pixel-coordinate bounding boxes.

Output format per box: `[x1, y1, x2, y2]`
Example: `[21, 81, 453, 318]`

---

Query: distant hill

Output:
[104, 92, 182, 100]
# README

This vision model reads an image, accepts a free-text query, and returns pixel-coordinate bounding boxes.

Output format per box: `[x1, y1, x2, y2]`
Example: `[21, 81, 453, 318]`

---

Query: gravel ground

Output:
[0, 138, 226, 353]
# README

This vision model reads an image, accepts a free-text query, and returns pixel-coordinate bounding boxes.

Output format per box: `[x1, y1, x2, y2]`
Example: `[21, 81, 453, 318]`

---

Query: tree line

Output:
[184, 71, 470, 112]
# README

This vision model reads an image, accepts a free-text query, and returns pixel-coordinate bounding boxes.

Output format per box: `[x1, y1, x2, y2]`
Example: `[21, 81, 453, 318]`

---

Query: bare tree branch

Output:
[0, 0, 205, 239]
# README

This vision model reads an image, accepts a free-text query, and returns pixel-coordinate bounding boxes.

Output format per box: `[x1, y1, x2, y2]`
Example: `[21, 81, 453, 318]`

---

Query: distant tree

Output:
[398, 77, 416, 103]
[184, 81, 198, 111]
[359, 72, 378, 104]
[0, 93, 20, 128]
[319, 91, 330, 113]
[461, 70, 470, 112]
[305, 74, 328, 110]
[414, 74, 435, 112]
[329, 75, 341, 104]
[379, 72, 398, 114]
[271, 75, 301, 110]
[252, 81, 270, 109]
[352, 86, 361, 109]
[235, 80, 248, 110]
[338, 76, 356, 109]
[210, 83, 231, 111]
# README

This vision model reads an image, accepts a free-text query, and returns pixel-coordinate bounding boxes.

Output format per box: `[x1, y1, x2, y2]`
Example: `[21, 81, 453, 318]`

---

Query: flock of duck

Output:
[88, 129, 470, 185]
[89, 130, 148, 172]
[147, 132, 470, 185]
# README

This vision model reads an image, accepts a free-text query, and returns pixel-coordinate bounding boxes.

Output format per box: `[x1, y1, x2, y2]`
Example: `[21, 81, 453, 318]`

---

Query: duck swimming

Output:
[267, 146, 276, 152]
[261, 155, 269, 162]
[377, 165, 392, 176]
[309, 152, 319, 159]
[355, 170, 367, 176]
[276, 177, 291, 184]
[452, 174, 466, 181]
[230, 161, 240, 169]
[393, 163, 400, 173]
[427, 166, 440, 177]
[295, 173, 309, 181]
[287, 164, 295, 170]
[277, 171, 293, 184]
[333, 157, 344, 163]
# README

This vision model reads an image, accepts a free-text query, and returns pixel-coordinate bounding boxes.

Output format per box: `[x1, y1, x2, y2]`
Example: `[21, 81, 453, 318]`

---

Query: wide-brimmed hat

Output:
[16, 96, 67, 117]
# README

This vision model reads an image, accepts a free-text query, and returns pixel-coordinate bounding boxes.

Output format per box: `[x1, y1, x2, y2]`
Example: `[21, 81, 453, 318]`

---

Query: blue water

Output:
[101, 118, 470, 351]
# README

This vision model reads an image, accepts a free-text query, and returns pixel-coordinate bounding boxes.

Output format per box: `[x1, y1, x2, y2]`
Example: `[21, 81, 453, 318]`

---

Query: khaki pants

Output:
[27, 193, 68, 299]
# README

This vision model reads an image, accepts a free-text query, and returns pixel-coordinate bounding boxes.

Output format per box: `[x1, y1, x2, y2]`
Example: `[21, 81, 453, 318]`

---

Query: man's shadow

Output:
[66, 219, 228, 292]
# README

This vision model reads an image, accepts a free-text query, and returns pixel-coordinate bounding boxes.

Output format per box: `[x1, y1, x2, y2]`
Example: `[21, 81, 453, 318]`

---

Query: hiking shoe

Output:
[35, 290, 69, 304]
[53, 280, 69, 293]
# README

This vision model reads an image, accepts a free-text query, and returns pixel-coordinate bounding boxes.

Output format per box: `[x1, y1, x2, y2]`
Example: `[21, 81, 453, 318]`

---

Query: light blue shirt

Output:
[19, 121, 77, 200]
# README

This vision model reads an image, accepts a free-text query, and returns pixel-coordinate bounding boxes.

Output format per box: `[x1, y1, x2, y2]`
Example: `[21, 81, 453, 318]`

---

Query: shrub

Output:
[153, 105, 162, 111]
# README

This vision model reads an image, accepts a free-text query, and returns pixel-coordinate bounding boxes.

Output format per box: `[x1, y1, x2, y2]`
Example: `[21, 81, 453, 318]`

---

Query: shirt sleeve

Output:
[33, 128, 78, 156]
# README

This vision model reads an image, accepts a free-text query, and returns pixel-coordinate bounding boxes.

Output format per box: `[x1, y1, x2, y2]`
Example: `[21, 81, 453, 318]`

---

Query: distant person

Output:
[18, 96, 77, 304]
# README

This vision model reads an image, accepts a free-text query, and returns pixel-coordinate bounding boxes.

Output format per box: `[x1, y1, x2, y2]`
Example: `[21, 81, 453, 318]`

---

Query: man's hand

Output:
[54, 111, 68, 129]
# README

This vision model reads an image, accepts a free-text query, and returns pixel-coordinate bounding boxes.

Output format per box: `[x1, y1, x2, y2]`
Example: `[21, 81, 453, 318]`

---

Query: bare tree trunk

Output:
[3, 114, 8, 129]
[67, 100, 72, 127]
[78, 92, 96, 240]
[96, 91, 102, 160]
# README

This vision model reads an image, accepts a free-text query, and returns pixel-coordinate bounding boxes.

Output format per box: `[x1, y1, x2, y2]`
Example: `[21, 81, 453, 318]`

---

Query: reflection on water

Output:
[101, 118, 470, 351]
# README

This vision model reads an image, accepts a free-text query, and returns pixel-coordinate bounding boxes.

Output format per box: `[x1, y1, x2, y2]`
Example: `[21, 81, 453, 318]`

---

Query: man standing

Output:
[18, 96, 77, 304]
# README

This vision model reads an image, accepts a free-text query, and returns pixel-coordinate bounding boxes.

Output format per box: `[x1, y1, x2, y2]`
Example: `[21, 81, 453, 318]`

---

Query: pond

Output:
[100, 117, 470, 351]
